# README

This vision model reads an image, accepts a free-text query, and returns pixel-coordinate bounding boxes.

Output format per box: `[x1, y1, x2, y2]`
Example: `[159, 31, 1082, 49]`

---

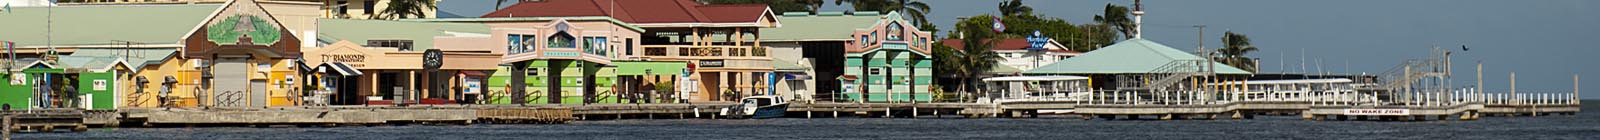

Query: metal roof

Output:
[316, 18, 491, 50]
[1024, 38, 1252, 75]
[759, 12, 882, 42]
[982, 75, 1091, 82]
[0, 4, 221, 46]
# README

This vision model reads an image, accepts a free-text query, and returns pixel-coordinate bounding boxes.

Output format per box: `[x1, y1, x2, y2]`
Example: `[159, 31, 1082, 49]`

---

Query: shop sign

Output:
[93, 80, 107, 91]
[544, 51, 580, 57]
[423, 49, 443, 70]
[321, 54, 367, 67]
[10, 74, 25, 85]
[1344, 109, 1409, 115]
[463, 77, 482, 93]
[698, 60, 725, 67]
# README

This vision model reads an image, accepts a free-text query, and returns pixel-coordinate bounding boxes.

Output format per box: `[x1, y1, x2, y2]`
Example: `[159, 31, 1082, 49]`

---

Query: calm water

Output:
[14, 102, 1600, 140]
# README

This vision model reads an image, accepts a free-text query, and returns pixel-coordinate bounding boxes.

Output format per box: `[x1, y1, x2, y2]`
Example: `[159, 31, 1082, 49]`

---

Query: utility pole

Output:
[1194, 25, 1205, 54]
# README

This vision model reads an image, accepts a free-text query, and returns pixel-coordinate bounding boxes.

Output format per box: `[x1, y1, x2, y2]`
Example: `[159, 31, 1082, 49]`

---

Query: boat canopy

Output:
[1206, 78, 1354, 86]
[982, 75, 1090, 82]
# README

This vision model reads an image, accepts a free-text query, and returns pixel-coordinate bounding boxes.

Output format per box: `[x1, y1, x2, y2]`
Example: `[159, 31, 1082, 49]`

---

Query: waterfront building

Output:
[1023, 38, 1252, 90]
[50, 0, 433, 20]
[0, 0, 320, 108]
[482, 0, 778, 102]
[759, 11, 933, 103]
[940, 38, 1081, 72]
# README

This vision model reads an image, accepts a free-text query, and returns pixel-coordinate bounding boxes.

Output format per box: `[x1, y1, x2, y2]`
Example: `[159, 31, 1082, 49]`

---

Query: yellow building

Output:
[126, 0, 305, 107]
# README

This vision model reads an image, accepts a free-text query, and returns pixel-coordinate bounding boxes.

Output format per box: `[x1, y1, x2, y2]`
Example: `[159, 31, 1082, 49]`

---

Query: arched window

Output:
[548, 32, 576, 48]
[886, 22, 904, 41]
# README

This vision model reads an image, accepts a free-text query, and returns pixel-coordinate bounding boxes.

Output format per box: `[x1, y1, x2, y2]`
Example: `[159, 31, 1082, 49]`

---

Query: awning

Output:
[317, 62, 364, 76]
[783, 74, 812, 80]
[838, 75, 858, 80]
[613, 61, 688, 76]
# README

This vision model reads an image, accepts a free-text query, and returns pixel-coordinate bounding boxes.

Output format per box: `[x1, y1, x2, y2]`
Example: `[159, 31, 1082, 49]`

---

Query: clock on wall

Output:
[423, 49, 443, 70]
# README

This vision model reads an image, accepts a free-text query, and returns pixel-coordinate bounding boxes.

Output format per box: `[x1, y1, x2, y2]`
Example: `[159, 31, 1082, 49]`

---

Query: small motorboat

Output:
[723, 95, 788, 119]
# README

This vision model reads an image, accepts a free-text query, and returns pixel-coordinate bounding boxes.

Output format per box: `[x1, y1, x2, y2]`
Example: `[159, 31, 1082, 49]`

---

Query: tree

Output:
[1216, 31, 1259, 72]
[997, 0, 1032, 17]
[496, 0, 511, 10]
[937, 15, 1004, 96]
[1093, 3, 1135, 39]
[373, 0, 437, 19]
[800, 0, 828, 14]
[836, 0, 931, 27]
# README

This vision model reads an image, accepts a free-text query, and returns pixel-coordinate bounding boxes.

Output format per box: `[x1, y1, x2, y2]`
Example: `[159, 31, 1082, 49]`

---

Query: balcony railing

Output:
[642, 45, 768, 58]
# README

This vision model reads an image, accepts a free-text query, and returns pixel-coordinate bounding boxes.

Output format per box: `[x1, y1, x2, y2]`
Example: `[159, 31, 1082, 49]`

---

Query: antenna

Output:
[1131, 0, 1145, 39]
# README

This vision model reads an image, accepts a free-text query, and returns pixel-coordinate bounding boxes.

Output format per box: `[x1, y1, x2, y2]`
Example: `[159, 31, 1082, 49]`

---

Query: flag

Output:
[991, 17, 1005, 33]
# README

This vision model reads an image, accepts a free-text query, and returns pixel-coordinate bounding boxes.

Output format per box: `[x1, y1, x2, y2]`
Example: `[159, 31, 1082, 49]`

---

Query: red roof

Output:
[941, 38, 1082, 53]
[484, 0, 770, 24]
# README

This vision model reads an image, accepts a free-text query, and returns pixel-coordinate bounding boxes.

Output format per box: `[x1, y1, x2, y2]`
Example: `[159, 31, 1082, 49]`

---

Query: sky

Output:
[441, 0, 1600, 98]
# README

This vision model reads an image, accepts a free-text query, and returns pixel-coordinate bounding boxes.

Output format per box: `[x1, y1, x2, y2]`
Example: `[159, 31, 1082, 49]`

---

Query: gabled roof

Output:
[66, 48, 178, 70]
[0, 4, 220, 46]
[1025, 38, 1251, 75]
[56, 56, 135, 73]
[485, 0, 775, 26]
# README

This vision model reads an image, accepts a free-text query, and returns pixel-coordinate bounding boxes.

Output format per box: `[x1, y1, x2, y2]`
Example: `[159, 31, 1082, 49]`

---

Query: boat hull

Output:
[750, 104, 788, 119]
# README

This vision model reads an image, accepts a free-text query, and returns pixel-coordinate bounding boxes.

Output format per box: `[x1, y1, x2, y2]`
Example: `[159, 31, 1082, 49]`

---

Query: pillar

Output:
[510, 62, 528, 104]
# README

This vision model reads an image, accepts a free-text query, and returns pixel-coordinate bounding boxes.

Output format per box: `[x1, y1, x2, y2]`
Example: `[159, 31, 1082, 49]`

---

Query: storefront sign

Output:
[320, 54, 367, 67]
[93, 80, 108, 91]
[1344, 109, 1409, 115]
[544, 51, 580, 57]
[10, 74, 24, 85]
[698, 60, 724, 67]
[463, 77, 482, 93]
[423, 49, 443, 70]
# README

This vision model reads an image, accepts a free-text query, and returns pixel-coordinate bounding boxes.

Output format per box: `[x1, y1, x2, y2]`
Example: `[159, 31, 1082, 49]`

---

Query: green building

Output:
[761, 11, 935, 103]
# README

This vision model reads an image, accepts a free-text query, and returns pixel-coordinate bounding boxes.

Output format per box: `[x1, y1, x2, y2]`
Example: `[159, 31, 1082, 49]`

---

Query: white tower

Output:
[1132, 0, 1144, 39]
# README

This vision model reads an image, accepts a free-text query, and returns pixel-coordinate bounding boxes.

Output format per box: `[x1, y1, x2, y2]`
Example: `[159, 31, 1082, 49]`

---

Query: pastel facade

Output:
[484, 0, 779, 102]
[759, 11, 935, 103]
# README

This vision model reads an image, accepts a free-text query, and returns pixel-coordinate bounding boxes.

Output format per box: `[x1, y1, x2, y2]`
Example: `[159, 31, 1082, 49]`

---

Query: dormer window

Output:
[886, 22, 904, 41]
[548, 32, 576, 48]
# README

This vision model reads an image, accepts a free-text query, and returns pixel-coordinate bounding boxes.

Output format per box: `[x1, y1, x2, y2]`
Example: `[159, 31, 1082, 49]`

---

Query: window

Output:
[363, 0, 375, 14]
[886, 22, 904, 41]
[367, 40, 414, 51]
[859, 35, 869, 47]
[583, 37, 607, 56]
[548, 32, 576, 48]
[507, 35, 522, 53]
[625, 38, 635, 55]
[869, 68, 882, 75]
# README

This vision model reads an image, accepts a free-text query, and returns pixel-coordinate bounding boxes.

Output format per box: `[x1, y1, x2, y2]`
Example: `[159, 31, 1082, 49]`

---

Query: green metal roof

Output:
[989, 64, 1023, 74]
[760, 12, 883, 42]
[1025, 38, 1252, 75]
[611, 61, 686, 76]
[401, 16, 646, 33]
[66, 48, 176, 70]
[316, 18, 491, 50]
[0, 4, 221, 46]
[772, 58, 809, 72]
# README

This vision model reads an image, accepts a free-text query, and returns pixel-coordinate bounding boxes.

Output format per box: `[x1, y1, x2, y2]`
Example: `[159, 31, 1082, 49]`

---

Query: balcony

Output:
[641, 45, 769, 59]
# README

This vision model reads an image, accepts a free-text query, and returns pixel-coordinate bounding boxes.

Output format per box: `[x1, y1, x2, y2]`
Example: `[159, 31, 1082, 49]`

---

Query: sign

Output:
[1344, 109, 1410, 115]
[320, 54, 367, 67]
[93, 80, 108, 91]
[698, 60, 725, 67]
[422, 49, 443, 69]
[1026, 30, 1048, 51]
[543, 51, 580, 57]
[10, 73, 24, 85]
[463, 77, 481, 93]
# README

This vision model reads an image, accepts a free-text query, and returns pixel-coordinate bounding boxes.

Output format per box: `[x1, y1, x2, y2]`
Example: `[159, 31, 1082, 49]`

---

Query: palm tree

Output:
[800, 0, 828, 14]
[937, 17, 1003, 97]
[997, 0, 1032, 16]
[496, 0, 512, 10]
[836, 0, 931, 26]
[373, 0, 437, 19]
[1217, 31, 1259, 72]
[1093, 3, 1135, 39]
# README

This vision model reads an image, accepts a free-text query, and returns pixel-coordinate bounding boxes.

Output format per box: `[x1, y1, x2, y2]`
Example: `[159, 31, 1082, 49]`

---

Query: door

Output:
[250, 80, 267, 107]
[213, 58, 250, 107]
